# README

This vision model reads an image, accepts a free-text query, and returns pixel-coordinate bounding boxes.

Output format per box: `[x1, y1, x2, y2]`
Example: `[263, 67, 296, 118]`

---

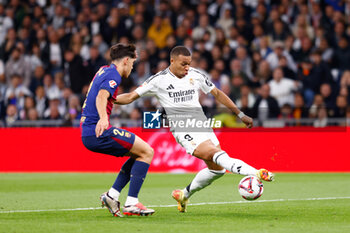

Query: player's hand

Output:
[95, 118, 109, 138]
[241, 115, 253, 128]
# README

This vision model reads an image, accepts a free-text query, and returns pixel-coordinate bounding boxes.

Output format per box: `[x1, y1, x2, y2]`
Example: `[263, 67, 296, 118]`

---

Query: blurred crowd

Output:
[0, 0, 350, 127]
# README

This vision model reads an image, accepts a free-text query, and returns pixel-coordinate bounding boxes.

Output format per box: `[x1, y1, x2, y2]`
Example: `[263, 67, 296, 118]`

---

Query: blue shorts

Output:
[82, 127, 136, 157]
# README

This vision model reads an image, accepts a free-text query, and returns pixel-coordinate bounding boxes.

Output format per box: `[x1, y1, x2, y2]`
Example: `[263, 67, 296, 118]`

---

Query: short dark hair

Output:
[110, 43, 136, 61]
[170, 46, 191, 58]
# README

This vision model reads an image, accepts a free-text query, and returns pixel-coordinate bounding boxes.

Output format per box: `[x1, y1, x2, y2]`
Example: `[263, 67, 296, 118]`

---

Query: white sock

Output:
[213, 151, 257, 176]
[183, 168, 225, 199]
[125, 196, 138, 206]
[108, 187, 120, 200]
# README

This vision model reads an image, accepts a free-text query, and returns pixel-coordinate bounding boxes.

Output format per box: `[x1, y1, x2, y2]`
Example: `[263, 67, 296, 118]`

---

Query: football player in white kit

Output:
[115, 46, 274, 212]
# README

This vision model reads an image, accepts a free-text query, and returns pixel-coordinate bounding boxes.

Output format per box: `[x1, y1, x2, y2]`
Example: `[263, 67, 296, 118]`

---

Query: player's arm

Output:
[95, 89, 110, 137]
[116, 76, 157, 105]
[210, 87, 253, 128]
[114, 91, 140, 105]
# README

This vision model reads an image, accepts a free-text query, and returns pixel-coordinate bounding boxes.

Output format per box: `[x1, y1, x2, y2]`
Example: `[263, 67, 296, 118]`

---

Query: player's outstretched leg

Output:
[172, 165, 225, 212]
[193, 141, 275, 182]
[122, 135, 155, 216]
[212, 151, 275, 182]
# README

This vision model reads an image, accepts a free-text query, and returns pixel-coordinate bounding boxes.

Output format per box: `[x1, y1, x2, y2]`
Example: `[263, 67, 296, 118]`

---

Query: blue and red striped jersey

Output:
[80, 63, 121, 137]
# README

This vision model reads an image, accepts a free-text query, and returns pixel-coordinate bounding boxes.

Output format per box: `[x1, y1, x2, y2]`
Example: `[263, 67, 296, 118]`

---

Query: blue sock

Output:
[128, 161, 150, 198]
[112, 158, 135, 192]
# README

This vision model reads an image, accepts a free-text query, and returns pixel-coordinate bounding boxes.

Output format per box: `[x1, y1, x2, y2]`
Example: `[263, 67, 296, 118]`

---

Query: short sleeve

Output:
[197, 70, 215, 94]
[135, 75, 158, 96]
[100, 78, 119, 97]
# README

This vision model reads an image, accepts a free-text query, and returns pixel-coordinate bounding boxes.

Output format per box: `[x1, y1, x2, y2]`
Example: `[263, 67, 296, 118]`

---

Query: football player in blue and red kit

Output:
[81, 43, 155, 216]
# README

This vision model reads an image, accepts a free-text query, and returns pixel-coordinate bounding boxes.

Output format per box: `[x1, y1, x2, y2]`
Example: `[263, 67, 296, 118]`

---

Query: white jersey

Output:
[136, 67, 219, 154]
[135, 67, 215, 125]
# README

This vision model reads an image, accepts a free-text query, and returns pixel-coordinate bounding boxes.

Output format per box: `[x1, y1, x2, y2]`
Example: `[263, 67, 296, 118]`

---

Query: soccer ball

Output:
[238, 176, 264, 201]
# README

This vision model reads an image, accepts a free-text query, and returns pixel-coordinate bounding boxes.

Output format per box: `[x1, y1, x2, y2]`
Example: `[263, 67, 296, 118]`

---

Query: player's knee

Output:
[194, 146, 220, 161]
[142, 146, 154, 164]
[198, 147, 221, 161]
[147, 146, 154, 158]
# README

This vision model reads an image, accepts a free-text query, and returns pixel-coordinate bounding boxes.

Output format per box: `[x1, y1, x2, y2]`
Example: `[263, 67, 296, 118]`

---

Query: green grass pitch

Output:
[0, 173, 350, 233]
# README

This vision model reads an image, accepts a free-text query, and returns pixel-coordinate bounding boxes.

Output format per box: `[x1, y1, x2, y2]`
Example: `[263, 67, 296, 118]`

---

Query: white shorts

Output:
[172, 131, 220, 155]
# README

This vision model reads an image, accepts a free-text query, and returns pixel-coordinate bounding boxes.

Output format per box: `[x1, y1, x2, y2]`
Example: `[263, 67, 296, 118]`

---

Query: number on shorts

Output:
[184, 134, 193, 141]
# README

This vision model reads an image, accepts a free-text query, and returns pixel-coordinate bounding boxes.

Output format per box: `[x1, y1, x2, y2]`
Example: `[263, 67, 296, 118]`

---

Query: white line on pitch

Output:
[1, 196, 350, 214]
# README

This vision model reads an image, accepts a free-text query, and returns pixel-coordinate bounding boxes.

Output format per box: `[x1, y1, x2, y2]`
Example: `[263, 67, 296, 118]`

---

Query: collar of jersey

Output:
[110, 63, 117, 70]
[110, 63, 122, 78]
[168, 67, 187, 80]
